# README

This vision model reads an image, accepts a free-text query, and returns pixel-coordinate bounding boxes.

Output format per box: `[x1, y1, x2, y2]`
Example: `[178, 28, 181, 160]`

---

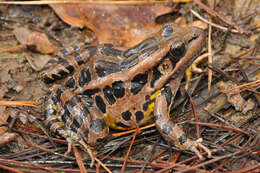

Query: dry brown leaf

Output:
[50, 2, 174, 47]
[0, 107, 17, 146]
[217, 81, 256, 114]
[217, 81, 244, 111]
[14, 27, 55, 54]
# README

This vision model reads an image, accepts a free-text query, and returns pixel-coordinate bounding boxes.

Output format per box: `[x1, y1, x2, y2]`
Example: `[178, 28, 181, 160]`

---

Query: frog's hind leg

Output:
[44, 114, 96, 167]
[82, 105, 110, 146]
[44, 97, 75, 156]
[67, 130, 96, 167]
[60, 95, 109, 167]
[63, 99, 109, 167]
[44, 85, 98, 167]
[42, 35, 98, 83]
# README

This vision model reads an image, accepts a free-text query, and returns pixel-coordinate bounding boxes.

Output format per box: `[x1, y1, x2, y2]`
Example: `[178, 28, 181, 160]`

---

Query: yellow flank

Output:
[57, 121, 64, 126]
[51, 104, 59, 119]
[144, 88, 163, 117]
[51, 104, 65, 127]
[104, 89, 164, 130]
[103, 113, 120, 129]
[145, 88, 163, 115]
[145, 102, 155, 116]
[51, 104, 56, 111]
[150, 88, 163, 100]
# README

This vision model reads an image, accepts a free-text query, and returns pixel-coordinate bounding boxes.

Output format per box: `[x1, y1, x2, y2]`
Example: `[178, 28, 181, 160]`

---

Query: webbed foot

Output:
[79, 139, 96, 167]
[65, 137, 96, 167]
[182, 138, 212, 160]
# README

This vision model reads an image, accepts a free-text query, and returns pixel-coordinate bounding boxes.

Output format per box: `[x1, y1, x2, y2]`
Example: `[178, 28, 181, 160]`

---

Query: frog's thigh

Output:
[154, 93, 188, 147]
[42, 46, 97, 83]
[86, 105, 109, 146]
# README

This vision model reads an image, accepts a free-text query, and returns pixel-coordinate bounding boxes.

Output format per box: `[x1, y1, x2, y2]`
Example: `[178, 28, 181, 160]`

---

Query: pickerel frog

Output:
[42, 24, 212, 166]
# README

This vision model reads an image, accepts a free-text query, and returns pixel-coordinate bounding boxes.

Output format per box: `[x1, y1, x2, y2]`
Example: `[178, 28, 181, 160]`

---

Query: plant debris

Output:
[0, 1, 259, 172]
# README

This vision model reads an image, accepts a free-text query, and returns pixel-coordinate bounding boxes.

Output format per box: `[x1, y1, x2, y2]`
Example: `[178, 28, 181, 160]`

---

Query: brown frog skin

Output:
[43, 24, 212, 167]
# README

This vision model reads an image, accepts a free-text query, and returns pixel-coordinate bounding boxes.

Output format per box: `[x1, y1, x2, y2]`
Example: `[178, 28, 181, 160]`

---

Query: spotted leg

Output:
[42, 31, 98, 84]
[44, 85, 109, 167]
[154, 80, 212, 160]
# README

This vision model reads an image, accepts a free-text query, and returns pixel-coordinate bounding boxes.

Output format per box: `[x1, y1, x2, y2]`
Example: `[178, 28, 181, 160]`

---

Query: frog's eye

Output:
[169, 41, 186, 58]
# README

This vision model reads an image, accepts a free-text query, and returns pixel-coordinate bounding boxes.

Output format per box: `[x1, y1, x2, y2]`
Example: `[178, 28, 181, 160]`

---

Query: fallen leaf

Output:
[14, 27, 55, 54]
[50, 2, 174, 47]
[242, 98, 256, 114]
[217, 81, 256, 114]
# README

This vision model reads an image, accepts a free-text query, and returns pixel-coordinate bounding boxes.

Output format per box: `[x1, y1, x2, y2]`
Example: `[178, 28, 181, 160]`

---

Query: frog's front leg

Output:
[154, 85, 212, 160]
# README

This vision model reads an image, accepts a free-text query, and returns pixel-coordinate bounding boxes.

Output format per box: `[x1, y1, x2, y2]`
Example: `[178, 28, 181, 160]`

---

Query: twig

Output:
[73, 146, 87, 173]
[207, 0, 213, 92]
[121, 126, 139, 173]
[193, 0, 246, 33]
[112, 123, 155, 137]
[0, 0, 193, 5]
[191, 9, 241, 33]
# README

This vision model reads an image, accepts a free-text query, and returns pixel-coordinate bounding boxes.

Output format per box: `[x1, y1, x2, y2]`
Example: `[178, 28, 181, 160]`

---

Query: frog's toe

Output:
[183, 138, 212, 160]
[65, 137, 73, 155]
[196, 138, 212, 158]
[65, 137, 96, 167]
[79, 140, 95, 168]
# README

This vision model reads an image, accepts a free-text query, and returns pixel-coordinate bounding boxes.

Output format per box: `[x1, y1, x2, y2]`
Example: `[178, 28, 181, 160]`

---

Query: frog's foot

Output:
[182, 138, 212, 160]
[65, 137, 73, 155]
[78, 139, 95, 168]
[65, 137, 95, 167]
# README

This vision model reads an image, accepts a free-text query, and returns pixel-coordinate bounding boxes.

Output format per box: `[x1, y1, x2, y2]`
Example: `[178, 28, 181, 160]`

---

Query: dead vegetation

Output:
[0, 0, 259, 172]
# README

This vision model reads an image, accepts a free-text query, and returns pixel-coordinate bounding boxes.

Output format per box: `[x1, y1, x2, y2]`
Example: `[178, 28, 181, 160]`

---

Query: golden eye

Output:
[169, 41, 186, 58]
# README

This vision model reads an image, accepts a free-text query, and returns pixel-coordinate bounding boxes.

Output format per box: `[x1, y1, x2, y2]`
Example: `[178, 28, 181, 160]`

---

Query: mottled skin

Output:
[43, 24, 212, 166]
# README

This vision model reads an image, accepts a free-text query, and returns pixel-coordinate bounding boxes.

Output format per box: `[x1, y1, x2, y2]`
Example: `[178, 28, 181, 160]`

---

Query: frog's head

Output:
[144, 25, 206, 89]
[76, 25, 206, 95]
[160, 25, 206, 76]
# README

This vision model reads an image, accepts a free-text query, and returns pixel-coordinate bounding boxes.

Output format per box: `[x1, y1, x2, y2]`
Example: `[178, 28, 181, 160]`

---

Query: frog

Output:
[42, 24, 212, 167]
